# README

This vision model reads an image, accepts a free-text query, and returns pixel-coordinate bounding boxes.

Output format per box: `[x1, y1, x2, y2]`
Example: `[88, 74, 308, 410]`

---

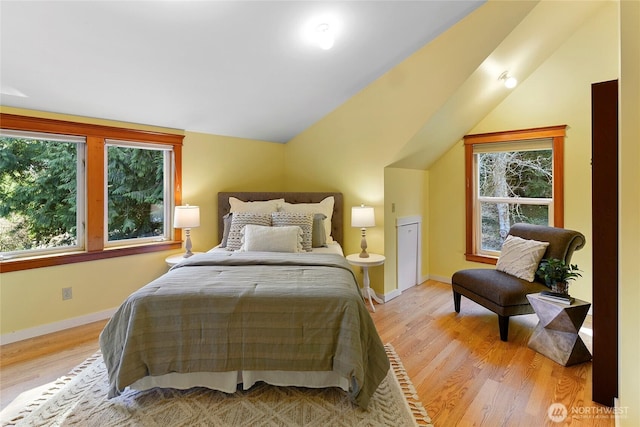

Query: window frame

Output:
[0, 113, 183, 273]
[464, 125, 566, 265]
[104, 140, 174, 247]
[474, 139, 553, 257]
[0, 129, 87, 257]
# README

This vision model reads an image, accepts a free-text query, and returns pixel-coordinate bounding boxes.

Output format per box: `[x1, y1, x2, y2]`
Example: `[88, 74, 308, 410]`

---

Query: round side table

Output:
[346, 253, 385, 311]
[165, 252, 203, 268]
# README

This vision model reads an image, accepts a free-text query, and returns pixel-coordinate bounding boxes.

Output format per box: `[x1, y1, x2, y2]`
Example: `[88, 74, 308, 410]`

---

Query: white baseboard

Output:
[378, 275, 450, 303]
[427, 274, 451, 284]
[0, 308, 116, 346]
[380, 288, 402, 302]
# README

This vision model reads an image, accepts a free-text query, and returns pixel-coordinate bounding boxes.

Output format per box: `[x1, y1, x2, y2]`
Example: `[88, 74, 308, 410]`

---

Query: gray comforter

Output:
[99, 251, 389, 409]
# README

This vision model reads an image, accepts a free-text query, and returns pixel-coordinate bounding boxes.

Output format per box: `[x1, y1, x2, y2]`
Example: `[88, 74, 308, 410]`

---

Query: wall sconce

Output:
[174, 204, 200, 258]
[351, 205, 375, 258]
[499, 71, 518, 89]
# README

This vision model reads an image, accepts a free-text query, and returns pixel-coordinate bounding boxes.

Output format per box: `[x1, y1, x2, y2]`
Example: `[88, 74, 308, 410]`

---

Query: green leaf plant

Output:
[536, 258, 582, 286]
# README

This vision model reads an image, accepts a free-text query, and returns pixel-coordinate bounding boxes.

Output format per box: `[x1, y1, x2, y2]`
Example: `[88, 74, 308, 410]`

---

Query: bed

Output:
[99, 192, 389, 409]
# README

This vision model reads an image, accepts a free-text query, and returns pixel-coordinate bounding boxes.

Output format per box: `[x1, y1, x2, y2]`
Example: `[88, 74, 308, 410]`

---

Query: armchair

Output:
[451, 223, 586, 341]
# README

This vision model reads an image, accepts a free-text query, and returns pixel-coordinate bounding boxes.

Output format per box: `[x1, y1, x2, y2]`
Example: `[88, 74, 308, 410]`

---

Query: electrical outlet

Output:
[62, 287, 73, 300]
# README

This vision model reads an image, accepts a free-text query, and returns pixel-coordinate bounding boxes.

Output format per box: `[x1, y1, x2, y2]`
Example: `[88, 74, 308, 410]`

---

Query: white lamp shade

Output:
[351, 205, 375, 228]
[174, 205, 200, 228]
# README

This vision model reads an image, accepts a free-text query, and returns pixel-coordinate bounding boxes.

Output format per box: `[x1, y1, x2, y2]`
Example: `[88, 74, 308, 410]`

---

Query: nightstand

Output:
[165, 252, 203, 268]
[346, 253, 385, 311]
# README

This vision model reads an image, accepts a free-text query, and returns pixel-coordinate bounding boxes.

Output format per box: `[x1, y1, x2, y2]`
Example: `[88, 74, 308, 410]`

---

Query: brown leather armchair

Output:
[451, 223, 586, 341]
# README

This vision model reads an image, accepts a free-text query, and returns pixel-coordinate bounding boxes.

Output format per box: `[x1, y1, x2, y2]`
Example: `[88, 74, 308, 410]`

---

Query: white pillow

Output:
[311, 213, 327, 248]
[240, 225, 302, 253]
[280, 196, 334, 242]
[496, 235, 549, 282]
[229, 197, 284, 213]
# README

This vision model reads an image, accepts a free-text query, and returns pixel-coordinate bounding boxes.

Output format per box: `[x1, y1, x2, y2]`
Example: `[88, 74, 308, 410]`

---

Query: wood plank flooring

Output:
[0, 280, 613, 426]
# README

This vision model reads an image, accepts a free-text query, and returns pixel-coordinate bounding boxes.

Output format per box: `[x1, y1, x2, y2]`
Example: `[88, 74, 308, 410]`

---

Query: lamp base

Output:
[183, 229, 194, 258]
[359, 230, 369, 258]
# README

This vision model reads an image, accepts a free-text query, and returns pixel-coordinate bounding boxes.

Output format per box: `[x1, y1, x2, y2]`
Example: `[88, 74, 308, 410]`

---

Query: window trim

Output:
[0, 113, 184, 273]
[0, 129, 87, 257]
[104, 140, 174, 247]
[464, 125, 566, 265]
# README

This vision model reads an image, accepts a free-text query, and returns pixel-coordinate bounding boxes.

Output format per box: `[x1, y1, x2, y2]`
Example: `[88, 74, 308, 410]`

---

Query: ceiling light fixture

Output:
[499, 71, 518, 89]
[315, 23, 334, 50]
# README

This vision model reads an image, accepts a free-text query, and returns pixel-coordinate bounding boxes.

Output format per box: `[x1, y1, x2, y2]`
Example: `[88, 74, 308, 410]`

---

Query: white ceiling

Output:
[0, 1, 483, 143]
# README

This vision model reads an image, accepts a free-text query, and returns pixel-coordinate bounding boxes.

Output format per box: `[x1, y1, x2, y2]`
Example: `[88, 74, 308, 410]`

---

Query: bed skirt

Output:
[129, 370, 350, 394]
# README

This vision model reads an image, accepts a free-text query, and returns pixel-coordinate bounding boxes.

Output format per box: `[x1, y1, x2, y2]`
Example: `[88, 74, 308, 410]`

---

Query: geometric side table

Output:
[526, 293, 592, 366]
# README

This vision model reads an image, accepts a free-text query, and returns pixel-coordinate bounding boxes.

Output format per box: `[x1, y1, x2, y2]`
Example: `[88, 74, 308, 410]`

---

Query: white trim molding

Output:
[395, 215, 422, 227]
[0, 308, 116, 345]
[380, 288, 402, 302]
[428, 274, 452, 284]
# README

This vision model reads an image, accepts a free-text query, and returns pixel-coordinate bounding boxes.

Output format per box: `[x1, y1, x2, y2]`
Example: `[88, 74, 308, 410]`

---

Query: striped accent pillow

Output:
[271, 212, 313, 252]
[226, 212, 272, 251]
[496, 235, 549, 282]
[280, 196, 334, 242]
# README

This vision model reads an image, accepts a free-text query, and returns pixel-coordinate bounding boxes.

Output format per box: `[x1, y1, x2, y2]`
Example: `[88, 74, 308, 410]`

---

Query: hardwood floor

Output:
[0, 280, 613, 426]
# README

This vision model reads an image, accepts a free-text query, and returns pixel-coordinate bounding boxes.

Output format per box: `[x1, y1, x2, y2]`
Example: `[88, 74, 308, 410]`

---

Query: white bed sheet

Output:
[207, 240, 344, 256]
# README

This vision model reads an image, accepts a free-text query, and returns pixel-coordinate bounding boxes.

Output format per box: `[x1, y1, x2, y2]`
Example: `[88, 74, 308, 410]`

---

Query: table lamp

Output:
[174, 204, 200, 257]
[351, 205, 375, 258]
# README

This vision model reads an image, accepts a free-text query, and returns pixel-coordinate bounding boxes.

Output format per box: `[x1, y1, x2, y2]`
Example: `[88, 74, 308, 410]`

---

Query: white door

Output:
[397, 222, 419, 292]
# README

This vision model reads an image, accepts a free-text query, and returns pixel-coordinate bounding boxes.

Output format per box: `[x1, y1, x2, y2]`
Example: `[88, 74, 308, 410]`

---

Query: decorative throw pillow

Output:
[271, 212, 313, 251]
[220, 212, 232, 248]
[312, 213, 327, 248]
[229, 197, 284, 213]
[496, 235, 550, 282]
[280, 196, 334, 242]
[240, 225, 302, 253]
[226, 212, 272, 251]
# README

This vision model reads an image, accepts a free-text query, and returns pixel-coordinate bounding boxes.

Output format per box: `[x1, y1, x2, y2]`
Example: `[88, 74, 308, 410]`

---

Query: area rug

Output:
[3, 344, 432, 427]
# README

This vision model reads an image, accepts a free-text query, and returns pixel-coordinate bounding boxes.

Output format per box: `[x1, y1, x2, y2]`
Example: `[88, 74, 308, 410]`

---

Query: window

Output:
[105, 141, 172, 245]
[464, 125, 566, 264]
[0, 114, 183, 272]
[0, 130, 85, 256]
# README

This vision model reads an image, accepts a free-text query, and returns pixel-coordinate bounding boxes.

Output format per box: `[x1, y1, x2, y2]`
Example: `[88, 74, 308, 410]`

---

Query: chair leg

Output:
[498, 315, 509, 341]
[453, 291, 461, 313]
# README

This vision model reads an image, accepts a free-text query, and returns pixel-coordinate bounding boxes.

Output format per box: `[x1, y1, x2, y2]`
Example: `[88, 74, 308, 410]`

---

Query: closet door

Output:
[397, 218, 420, 292]
[591, 79, 618, 406]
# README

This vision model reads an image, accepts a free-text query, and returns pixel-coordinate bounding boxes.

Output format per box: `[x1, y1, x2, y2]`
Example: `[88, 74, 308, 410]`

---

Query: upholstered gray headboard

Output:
[217, 192, 344, 246]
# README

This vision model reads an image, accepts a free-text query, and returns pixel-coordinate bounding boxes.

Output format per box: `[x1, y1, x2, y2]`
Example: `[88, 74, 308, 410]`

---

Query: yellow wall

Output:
[282, 1, 533, 294]
[0, 109, 285, 337]
[618, 0, 640, 423]
[383, 167, 428, 294]
[182, 131, 286, 250]
[428, 2, 619, 304]
[0, 253, 170, 335]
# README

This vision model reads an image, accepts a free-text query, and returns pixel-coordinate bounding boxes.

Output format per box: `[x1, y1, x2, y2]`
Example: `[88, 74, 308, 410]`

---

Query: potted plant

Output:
[536, 258, 582, 295]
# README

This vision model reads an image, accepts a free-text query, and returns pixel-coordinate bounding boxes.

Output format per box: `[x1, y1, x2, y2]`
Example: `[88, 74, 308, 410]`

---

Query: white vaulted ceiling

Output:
[0, 0, 484, 142]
